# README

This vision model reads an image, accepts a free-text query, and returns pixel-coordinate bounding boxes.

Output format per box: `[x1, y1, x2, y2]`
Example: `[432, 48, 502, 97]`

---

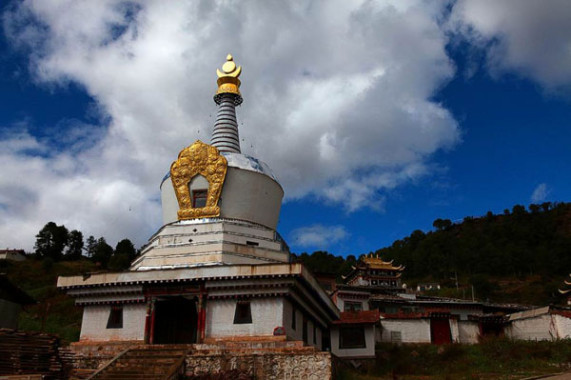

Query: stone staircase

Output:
[87, 347, 187, 380]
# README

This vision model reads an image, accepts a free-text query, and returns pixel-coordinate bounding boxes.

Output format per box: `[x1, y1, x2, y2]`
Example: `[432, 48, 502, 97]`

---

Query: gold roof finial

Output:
[214, 54, 242, 105]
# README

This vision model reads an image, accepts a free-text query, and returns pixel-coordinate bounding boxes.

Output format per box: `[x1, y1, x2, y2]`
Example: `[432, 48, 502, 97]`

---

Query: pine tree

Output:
[65, 230, 84, 260]
[34, 222, 69, 261]
[85, 236, 97, 258]
[91, 237, 114, 268]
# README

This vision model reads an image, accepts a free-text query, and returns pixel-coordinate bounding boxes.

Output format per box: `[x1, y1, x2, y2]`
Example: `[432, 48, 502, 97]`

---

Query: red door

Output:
[430, 318, 452, 344]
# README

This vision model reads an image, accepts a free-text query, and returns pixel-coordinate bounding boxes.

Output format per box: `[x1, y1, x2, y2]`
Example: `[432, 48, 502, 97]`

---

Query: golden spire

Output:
[214, 54, 242, 105]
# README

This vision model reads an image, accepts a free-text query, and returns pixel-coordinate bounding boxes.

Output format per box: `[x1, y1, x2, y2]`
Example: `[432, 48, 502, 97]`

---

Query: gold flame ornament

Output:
[215, 54, 242, 102]
[170, 140, 228, 220]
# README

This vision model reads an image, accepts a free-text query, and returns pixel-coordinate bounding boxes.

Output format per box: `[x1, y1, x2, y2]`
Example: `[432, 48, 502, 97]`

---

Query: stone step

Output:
[87, 348, 187, 380]
[125, 350, 186, 354]
[194, 340, 303, 351]
[114, 361, 178, 366]
[119, 354, 182, 359]
[97, 373, 165, 378]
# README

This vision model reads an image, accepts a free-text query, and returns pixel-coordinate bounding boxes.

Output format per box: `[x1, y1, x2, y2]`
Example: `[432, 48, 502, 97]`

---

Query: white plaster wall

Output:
[0, 299, 21, 329]
[80, 304, 147, 342]
[303, 321, 323, 350]
[162, 166, 283, 229]
[282, 299, 323, 349]
[161, 176, 178, 225]
[331, 325, 376, 358]
[308, 320, 315, 347]
[506, 315, 555, 341]
[449, 319, 460, 343]
[206, 298, 283, 338]
[334, 297, 343, 312]
[132, 219, 290, 270]
[189, 175, 209, 191]
[0, 252, 25, 261]
[315, 325, 323, 350]
[554, 314, 571, 339]
[458, 321, 480, 344]
[283, 299, 303, 342]
[380, 319, 431, 343]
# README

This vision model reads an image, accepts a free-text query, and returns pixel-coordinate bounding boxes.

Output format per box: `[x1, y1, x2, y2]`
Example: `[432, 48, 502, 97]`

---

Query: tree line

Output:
[377, 202, 571, 280]
[32, 202, 571, 280]
[294, 202, 571, 282]
[33, 221, 138, 270]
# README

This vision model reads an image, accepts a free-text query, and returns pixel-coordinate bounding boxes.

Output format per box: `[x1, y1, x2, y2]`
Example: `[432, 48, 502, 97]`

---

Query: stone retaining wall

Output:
[61, 342, 332, 380]
[185, 351, 331, 379]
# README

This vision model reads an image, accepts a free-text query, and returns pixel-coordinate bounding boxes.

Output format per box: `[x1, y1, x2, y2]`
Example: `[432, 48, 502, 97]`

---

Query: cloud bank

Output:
[290, 224, 349, 249]
[531, 183, 550, 203]
[4, 0, 569, 251]
[448, 0, 571, 92]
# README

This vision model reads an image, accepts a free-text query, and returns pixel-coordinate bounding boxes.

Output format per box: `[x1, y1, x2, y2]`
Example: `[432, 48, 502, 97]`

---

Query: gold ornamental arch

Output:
[170, 140, 228, 220]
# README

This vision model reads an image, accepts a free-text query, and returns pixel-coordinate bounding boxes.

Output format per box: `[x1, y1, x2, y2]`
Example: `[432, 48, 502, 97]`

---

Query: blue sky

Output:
[1, 1, 570, 256]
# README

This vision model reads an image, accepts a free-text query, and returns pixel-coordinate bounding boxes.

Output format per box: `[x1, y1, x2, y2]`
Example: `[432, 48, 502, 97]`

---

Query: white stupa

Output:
[131, 54, 289, 271]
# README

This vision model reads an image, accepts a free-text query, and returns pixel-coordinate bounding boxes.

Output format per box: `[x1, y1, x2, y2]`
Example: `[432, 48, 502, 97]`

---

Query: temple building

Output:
[342, 254, 404, 289]
[333, 254, 404, 313]
[57, 55, 338, 352]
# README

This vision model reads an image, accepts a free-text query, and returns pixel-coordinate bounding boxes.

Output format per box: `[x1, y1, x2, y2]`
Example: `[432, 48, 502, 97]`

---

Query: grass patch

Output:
[3, 258, 95, 344]
[337, 339, 571, 379]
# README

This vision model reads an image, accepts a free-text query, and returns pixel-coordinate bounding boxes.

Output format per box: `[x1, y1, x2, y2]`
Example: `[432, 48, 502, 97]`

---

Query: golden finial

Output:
[214, 54, 242, 105]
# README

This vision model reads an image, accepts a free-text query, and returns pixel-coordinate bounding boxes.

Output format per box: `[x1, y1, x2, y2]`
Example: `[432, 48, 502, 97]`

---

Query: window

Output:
[344, 301, 362, 312]
[233, 301, 252, 324]
[106, 306, 123, 329]
[339, 326, 366, 349]
[291, 308, 296, 330]
[302, 318, 308, 343]
[192, 190, 208, 208]
[246, 241, 259, 247]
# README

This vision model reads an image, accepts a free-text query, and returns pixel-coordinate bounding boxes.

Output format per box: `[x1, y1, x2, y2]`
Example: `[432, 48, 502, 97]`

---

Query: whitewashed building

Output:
[505, 306, 571, 341]
[331, 311, 380, 359]
[57, 55, 339, 349]
[0, 250, 26, 262]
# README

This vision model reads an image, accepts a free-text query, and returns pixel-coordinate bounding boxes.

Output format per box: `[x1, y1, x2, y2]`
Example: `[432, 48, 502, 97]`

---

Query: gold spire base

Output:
[214, 54, 243, 105]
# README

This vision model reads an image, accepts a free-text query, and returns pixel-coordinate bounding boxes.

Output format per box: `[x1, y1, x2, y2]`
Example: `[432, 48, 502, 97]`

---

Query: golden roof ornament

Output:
[214, 54, 243, 105]
[362, 255, 405, 271]
[170, 140, 228, 220]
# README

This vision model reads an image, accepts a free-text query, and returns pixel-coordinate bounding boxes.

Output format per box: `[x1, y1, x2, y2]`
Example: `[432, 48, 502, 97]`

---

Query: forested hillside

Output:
[295, 202, 571, 305]
[377, 202, 571, 279]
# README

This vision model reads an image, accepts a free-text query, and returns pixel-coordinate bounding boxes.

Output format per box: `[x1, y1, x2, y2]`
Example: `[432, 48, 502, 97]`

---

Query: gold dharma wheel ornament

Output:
[214, 54, 243, 106]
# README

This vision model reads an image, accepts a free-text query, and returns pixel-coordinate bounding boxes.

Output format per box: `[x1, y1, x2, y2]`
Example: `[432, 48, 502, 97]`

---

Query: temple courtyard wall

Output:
[457, 320, 480, 344]
[506, 311, 571, 341]
[379, 319, 432, 343]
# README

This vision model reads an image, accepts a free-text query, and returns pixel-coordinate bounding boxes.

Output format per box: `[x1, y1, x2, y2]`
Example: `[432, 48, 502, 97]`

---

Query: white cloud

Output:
[290, 224, 349, 249]
[448, 0, 571, 92]
[0, 0, 461, 250]
[531, 183, 549, 203]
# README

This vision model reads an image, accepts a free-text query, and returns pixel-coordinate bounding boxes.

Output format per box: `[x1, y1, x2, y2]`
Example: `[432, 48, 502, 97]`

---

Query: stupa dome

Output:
[160, 151, 283, 229]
